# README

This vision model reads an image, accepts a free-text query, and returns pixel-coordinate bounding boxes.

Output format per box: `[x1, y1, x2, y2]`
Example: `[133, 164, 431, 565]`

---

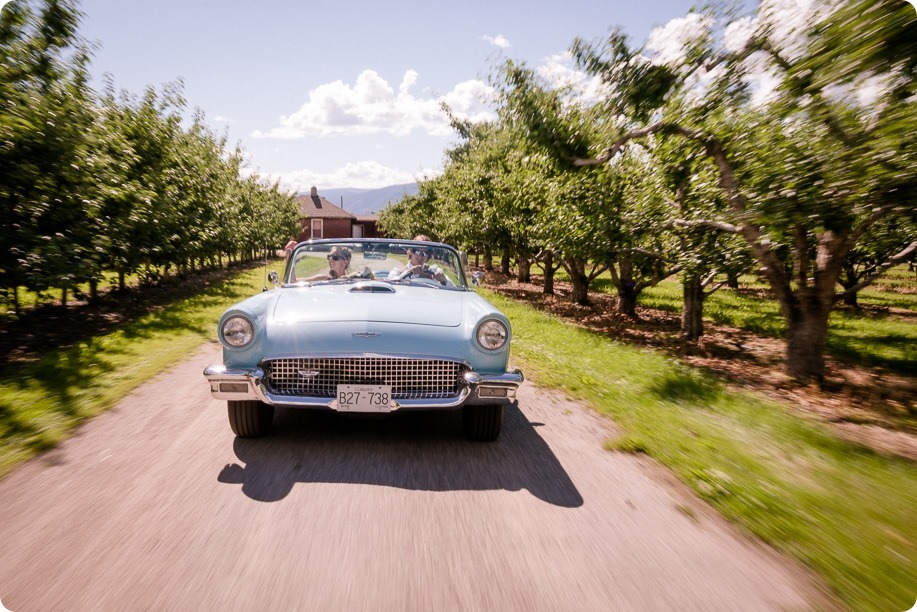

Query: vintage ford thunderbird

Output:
[204, 239, 523, 441]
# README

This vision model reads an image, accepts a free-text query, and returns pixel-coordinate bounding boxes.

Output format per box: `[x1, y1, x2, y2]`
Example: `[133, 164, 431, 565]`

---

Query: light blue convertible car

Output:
[204, 239, 523, 441]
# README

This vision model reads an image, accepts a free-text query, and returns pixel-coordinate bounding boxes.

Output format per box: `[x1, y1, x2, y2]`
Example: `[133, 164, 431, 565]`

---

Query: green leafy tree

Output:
[0, 0, 100, 307]
[377, 179, 441, 241]
[525, 0, 916, 381]
[500, 62, 682, 311]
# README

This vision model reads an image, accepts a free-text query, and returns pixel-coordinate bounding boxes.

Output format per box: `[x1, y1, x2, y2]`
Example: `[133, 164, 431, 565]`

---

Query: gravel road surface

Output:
[0, 342, 829, 611]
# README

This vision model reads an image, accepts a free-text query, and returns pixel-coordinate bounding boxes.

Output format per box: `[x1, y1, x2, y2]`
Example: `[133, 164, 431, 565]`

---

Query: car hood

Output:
[271, 284, 464, 327]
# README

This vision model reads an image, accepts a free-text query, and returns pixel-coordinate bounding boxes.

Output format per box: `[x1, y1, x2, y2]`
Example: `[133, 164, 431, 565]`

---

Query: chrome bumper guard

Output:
[203, 364, 523, 410]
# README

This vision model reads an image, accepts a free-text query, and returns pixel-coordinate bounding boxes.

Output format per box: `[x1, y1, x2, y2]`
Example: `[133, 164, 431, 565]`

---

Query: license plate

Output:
[336, 384, 393, 412]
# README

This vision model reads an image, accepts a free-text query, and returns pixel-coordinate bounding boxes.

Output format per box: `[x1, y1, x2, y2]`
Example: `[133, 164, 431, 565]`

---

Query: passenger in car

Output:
[304, 246, 351, 281]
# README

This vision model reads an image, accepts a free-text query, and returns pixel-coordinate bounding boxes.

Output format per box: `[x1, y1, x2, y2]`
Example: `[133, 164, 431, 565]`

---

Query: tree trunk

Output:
[726, 271, 739, 290]
[840, 264, 859, 307]
[571, 273, 589, 305]
[517, 254, 531, 283]
[617, 285, 638, 317]
[500, 253, 510, 275]
[118, 270, 126, 291]
[784, 303, 831, 383]
[483, 246, 493, 271]
[615, 260, 638, 317]
[89, 278, 99, 302]
[543, 251, 555, 296]
[564, 257, 590, 305]
[61, 287, 67, 307]
[681, 274, 705, 341]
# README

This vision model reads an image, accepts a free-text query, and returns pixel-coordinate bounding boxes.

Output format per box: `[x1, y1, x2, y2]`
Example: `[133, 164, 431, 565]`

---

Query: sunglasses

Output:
[327, 254, 346, 261]
[413, 250, 431, 257]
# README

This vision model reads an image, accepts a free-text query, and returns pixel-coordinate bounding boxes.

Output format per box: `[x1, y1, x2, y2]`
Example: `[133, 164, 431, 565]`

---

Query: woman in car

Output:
[303, 246, 351, 281]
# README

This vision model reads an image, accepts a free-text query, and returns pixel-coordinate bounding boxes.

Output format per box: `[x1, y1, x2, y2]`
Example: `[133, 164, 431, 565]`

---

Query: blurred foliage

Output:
[0, 0, 300, 311]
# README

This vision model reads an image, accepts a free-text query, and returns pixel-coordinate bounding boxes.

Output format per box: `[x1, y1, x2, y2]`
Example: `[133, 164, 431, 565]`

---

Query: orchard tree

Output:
[501, 62, 682, 312]
[435, 113, 549, 279]
[650, 138, 753, 339]
[517, 0, 915, 381]
[837, 216, 916, 307]
[377, 179, 442, 242]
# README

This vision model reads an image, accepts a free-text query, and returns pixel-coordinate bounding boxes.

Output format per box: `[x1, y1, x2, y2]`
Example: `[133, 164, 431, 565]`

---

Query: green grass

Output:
[485, 289, 916, 612]
[0, 265, 270, 477]
[633, 267, 917, 375]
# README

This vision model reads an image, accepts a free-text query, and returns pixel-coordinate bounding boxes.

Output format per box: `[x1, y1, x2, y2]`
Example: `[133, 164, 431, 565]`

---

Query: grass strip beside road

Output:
[0, 265, 271, 478]
[485, 290, 916, 612]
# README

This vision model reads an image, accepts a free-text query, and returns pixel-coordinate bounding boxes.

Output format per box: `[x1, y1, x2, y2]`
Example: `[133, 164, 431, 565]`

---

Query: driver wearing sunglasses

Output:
[389, 238, 448, 285]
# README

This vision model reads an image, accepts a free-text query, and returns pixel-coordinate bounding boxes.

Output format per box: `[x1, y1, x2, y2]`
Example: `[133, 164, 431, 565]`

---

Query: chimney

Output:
[310, 186, 318, 197]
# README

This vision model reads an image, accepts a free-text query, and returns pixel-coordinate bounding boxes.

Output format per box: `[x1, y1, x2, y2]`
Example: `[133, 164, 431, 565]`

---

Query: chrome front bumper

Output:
[203, 364, 523, 410]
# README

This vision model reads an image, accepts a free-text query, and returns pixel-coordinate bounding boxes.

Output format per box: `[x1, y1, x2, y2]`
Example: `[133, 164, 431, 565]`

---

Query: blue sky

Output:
[71, 0, 720, 191]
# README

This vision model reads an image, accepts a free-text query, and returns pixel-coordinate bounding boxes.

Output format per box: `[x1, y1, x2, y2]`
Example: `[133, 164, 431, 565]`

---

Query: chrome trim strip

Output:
[258, 352, 474, 368]
[204, 364, 523, 407]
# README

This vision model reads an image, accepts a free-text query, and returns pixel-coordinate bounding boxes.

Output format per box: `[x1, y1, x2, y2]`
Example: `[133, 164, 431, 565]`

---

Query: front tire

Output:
[462, 404, 503, 441]
[227, 400, 274, 438]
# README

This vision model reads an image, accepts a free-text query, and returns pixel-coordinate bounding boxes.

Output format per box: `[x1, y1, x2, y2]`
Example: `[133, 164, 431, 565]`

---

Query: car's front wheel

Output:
[227, 400, 274, 438]
[462, 404, 503, 441]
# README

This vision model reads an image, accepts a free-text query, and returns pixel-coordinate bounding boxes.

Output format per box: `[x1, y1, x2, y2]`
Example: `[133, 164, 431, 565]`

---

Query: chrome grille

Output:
[262, 357, 467, 399]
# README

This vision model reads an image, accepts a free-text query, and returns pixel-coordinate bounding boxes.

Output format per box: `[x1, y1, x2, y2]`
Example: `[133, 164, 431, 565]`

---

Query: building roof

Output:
[295, 186, 355, 220]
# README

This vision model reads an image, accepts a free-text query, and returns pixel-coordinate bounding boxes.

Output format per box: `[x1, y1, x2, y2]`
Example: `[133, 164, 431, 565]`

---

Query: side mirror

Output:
[471, 271, 484, 287]
[268, 271, 280, 286]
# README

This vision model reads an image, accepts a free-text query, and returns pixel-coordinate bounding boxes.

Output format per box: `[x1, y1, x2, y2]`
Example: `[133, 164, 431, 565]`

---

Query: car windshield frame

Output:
[283, 239, 469, 290]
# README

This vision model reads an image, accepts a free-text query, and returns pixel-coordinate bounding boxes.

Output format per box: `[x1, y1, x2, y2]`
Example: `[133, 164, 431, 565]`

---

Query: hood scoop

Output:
[349, 281, 396, 294]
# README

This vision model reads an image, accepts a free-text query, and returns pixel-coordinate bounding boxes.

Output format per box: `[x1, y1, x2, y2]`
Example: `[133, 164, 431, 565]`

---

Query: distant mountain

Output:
[311, 183, 419, 216]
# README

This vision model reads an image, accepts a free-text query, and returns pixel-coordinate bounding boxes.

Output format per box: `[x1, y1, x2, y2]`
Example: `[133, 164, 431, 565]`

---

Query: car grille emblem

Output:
[298, 370, 320, 378]
[352, 332, 382, 338]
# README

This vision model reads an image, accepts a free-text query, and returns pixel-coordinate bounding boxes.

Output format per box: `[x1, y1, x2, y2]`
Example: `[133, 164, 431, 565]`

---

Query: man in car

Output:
[388, 236, 448, 285]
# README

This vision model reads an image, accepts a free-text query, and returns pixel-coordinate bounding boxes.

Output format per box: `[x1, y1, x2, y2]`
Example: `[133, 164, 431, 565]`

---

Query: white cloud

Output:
[213, 115, 231, 123]
[652, 3, 819, 109]
[723, 16, 756, 52]
[536, 52, 608, 107]
[823, 71, 900, 110]
[758, 0, 817, 61]
[252, 70, 496, 139]
[744, 53, 784, 106]
[646, 13, 714, 67]
[717, 1, 822, 106]
[267, 160, 440, 191]
[482, 34, 511, 49]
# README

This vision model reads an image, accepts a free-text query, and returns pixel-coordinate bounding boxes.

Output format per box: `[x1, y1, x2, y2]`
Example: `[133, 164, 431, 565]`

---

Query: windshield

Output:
[285, 240, 468, 290]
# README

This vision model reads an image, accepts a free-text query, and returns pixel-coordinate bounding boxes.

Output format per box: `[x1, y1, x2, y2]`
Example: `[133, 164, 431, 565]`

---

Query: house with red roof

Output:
[294, 186, 380, 240]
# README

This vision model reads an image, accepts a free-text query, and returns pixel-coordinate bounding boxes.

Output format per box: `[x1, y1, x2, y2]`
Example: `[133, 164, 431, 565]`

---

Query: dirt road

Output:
[0, 342, 829, 611]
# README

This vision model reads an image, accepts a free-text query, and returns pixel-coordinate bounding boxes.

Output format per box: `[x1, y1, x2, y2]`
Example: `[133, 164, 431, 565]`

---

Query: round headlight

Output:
[476, 319, 508, 351]
[221, 315, 254, 348]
